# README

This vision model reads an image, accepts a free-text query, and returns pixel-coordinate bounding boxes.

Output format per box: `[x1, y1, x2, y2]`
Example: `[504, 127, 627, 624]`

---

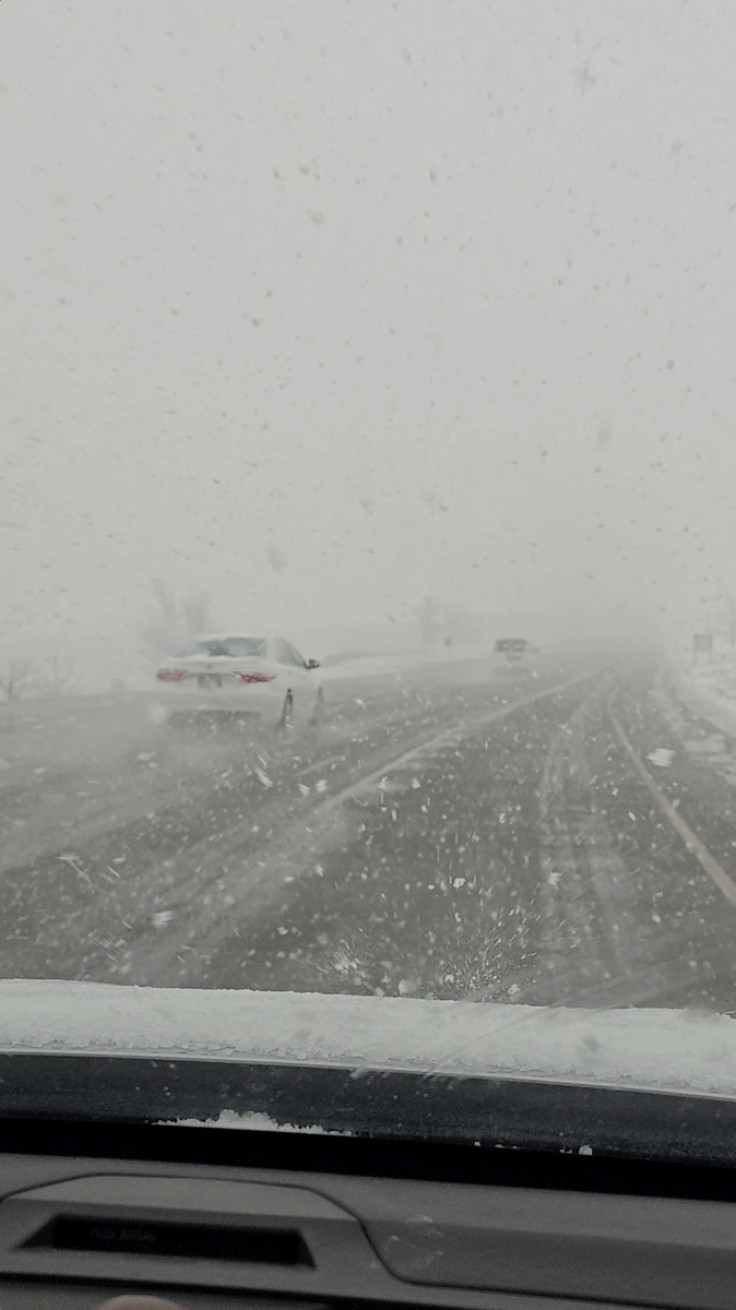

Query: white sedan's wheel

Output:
[279, 692, 293, 730]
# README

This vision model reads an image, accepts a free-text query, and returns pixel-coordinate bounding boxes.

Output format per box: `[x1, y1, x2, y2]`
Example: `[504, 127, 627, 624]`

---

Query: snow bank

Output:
[2, 980, 736, 1098]
[671, 654, 736, 739]
[321, 645, 493, 682]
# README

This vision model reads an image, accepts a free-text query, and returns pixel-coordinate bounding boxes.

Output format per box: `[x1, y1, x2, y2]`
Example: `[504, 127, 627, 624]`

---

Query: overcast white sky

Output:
[2, 0, 736, 670]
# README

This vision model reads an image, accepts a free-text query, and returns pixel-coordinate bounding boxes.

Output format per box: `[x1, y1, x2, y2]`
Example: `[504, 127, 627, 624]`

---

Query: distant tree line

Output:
[0, 652, 76, 703]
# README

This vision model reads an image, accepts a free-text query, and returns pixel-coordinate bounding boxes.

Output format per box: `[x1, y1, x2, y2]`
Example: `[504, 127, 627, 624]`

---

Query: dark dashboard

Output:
[1, 1058, 736, 1310]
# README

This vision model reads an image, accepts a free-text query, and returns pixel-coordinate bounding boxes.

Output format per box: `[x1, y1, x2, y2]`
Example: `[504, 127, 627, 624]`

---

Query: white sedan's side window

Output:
[275, 639, 300, 666]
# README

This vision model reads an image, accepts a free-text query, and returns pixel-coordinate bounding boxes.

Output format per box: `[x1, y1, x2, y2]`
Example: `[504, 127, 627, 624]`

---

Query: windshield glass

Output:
[4, 0, 736, 1136]
[175, 638, 268, 659]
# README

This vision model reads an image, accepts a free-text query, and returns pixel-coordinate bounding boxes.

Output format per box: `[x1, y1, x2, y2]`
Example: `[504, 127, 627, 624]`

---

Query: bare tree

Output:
[0, 655, 36, 703]
[140, 578, 215, 657]
[140, 579, 180, 657]
[151, 578, 179, 630]
[37, 654, 76, 698]
[184, 588, 213, 636]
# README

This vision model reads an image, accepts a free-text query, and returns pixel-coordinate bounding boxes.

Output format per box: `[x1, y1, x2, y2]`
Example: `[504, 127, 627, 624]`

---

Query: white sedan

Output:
[155, 634, 324, 729]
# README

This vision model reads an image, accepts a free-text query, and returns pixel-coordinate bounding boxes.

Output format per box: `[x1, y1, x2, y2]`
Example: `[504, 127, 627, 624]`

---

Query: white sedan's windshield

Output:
[3, 0, 736, 1129]
[176, 639, 268, 659]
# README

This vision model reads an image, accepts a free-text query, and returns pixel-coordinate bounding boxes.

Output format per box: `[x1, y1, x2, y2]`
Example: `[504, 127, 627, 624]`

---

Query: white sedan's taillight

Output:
[236, 671, 277, 684]
[156, 668, 186, 682]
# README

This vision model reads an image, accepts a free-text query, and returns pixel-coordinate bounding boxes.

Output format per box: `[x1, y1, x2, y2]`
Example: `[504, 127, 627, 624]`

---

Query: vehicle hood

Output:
[0, 980, 735, 1099]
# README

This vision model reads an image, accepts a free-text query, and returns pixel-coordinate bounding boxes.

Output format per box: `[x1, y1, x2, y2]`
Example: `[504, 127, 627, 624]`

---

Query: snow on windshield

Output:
[5, 979, 736, 1102]
[3, 0, 736, 1116]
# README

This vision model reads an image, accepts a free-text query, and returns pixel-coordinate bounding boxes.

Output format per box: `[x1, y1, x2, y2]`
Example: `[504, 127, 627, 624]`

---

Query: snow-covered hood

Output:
[1, 980, 736, 1100]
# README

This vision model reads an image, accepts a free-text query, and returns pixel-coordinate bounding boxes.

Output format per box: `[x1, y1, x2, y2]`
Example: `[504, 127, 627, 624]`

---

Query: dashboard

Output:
[0, 1116, 735, 1310]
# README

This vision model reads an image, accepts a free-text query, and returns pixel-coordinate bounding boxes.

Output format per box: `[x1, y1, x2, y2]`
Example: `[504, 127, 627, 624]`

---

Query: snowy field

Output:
[669, 651, 736, 740]
[320, 643, 496, 681]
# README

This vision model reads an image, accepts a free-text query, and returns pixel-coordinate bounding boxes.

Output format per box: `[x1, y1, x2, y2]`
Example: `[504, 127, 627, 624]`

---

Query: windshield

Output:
[175, 638, 268, 659]
[4, 0, 736, 1141]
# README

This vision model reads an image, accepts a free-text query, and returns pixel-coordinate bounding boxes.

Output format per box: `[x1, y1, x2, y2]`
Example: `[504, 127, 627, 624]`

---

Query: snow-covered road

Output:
[3, 652, 736, 1013]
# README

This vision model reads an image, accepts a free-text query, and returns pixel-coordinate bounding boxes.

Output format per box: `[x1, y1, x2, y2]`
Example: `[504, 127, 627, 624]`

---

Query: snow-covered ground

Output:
[670, 652, 736, 740]
[321, 643, 494, 681]
[0, 692, 159, 783]
[0, 649, 494, 785]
